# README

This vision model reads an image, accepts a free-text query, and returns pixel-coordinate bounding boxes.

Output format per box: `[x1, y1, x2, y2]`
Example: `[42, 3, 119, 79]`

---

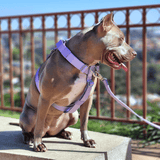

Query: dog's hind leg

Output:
[19, 101, 37, 144]
[55, 111, 79, 140]
[55, 129, 72, 140]
[66, 110, 79, 128]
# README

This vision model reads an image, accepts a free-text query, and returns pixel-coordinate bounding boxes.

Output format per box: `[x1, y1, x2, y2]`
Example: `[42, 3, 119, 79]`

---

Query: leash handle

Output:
[102, 78, 160, 130]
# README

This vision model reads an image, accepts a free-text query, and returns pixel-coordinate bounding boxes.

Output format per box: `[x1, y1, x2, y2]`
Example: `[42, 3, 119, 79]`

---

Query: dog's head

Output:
[96, 13, 137, 71]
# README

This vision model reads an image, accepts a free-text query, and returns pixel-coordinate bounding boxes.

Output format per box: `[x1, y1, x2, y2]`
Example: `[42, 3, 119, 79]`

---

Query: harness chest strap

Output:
[35, 40, 97, 113]
[53, 66, 95, 113]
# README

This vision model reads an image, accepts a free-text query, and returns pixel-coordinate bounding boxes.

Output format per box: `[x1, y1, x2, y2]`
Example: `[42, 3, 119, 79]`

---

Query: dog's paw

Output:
[56, 129, 72, 140]
[84, 139, 96, 148]
[34, 143, 47, 152]
[22, 131, 34, 145]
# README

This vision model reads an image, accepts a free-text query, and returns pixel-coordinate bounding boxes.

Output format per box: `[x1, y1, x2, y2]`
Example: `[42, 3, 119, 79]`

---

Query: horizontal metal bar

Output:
[0, 4, 159, 19]
[0, 107, 22, 112]
[0, 23, 159, 34]
[89, 115, 160, 125]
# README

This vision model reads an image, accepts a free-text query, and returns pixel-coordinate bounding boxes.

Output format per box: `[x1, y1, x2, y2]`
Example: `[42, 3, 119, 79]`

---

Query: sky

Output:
[0, 0, 159, 17]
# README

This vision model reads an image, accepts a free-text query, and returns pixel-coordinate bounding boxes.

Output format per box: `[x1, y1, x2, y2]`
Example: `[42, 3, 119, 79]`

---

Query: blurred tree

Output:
[147, 63, 160, 94]
[13, 47, 20, 60]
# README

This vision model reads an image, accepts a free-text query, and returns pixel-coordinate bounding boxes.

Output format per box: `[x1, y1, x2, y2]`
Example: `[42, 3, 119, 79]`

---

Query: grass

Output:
[0, 109, 20, 119]
[71, 119, 143, 139]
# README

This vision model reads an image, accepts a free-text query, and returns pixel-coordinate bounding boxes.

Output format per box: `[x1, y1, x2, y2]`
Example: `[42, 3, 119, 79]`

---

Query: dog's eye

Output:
[118, 37, 124, 46]
[120, 37, 124, 41]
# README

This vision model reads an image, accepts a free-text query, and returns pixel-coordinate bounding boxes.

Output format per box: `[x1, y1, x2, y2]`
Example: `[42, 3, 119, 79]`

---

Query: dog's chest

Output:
[59, 73, 87, 105]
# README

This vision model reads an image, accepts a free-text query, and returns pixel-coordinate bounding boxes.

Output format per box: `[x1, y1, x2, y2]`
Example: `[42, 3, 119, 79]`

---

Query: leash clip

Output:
[90, 67, 104, 81]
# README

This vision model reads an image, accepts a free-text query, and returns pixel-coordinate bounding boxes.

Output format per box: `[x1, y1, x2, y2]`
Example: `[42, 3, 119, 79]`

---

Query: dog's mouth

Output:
[106, 52, 128, 72]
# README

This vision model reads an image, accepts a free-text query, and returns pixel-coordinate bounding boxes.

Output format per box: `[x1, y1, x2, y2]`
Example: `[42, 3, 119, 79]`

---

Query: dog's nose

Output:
[132, 51, 137, 57]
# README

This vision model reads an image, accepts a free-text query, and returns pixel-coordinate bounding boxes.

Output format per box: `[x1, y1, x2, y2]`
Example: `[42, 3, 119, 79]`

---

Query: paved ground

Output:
[0, 116, 131, 160]
[0, 116, 160, 160]
[132, 140, 160, 160]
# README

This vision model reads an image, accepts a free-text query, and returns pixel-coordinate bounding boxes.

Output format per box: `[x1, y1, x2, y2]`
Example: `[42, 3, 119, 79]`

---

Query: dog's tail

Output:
[9, 122, 19, 126]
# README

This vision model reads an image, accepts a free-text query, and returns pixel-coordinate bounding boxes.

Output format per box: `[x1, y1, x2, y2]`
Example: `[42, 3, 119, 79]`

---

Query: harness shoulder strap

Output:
[56, 40, 89, 74]
[35, 49, 56, 92]
[35, 40, 98, 113]
[35, 68, 40, 92]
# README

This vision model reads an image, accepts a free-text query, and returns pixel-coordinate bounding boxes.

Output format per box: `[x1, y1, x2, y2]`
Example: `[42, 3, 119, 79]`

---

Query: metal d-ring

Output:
[90, 67, 104, 81]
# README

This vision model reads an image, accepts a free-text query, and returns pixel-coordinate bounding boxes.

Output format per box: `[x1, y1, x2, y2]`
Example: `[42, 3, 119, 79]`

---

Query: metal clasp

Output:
[90, 67, 104, 81]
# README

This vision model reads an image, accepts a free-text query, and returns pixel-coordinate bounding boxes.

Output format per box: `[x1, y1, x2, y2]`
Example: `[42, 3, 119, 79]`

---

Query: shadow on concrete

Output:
[44, 140, 84, 147]
[44, 141, 108, 160]
[0, 131, 106, 153]
[0, 131, 33, 151]
[0, 131, 85, 152]
[0, 131, 108, 159]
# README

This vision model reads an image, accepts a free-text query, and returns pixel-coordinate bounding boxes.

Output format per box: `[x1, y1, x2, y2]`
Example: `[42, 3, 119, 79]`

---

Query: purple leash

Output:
[90, 69, 160, 130]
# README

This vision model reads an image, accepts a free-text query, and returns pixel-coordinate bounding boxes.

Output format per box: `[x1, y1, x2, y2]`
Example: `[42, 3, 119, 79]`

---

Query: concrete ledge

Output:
[0, 116, 132, 160]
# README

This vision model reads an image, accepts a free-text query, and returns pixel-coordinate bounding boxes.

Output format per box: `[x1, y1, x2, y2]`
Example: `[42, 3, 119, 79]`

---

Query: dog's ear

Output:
[102, 13, 113, 32]
[97, 13, 113, 36]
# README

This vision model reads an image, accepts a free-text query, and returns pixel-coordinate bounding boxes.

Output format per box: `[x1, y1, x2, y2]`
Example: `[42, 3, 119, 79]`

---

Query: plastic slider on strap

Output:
[64, 107, 72, 113]
[87, 79, 94, 87]
[80, 65, 88, 73]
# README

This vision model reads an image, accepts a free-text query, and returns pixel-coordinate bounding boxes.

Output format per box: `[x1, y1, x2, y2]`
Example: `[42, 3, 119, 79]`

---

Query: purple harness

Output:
[35, 40, 98, 113]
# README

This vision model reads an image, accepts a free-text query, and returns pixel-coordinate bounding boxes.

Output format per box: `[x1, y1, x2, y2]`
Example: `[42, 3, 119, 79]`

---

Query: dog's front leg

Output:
[80, 96, 96, 148]
[34, 95, 51, 152]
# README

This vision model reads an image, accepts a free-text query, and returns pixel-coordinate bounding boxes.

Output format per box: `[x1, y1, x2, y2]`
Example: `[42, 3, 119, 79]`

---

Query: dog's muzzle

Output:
[101, 50, 128, 72]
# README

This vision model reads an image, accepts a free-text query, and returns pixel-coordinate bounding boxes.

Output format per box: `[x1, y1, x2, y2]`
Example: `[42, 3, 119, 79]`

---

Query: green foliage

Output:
[147, 63, 160, 94]
[125, 101, 160, 146]
[71, 118, 145, 140]
[14, 93, 21, 107]
[71, 119, 123, 134]
[13, 47, 20, 60]
[4, 93, 11, 107]
[3, 80, 10, 88]
[24, 76, 32, 88]
[4, 93, 21, 107]
[131, 57, 143, 95]
[0, 109, 20, 119]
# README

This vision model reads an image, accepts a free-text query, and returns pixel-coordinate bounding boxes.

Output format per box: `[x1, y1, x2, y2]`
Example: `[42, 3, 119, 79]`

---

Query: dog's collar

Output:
[56, 40, 89, 74]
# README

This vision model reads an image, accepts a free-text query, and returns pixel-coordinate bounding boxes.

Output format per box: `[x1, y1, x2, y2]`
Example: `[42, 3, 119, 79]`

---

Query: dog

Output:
[19, 13, 137, 152]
